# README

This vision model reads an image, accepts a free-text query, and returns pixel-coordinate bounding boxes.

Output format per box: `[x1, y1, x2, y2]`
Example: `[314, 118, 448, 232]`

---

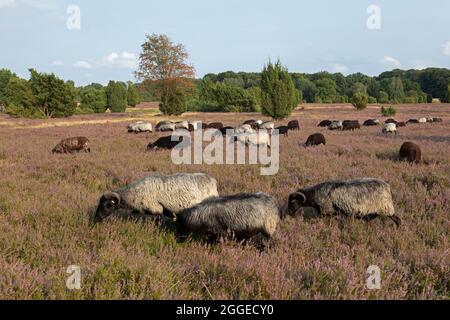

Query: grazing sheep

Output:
[95, 173, 219, 222]
[288, 120, 300, 131]
[342, 120, 360, 131]
[207, 122, 224, 130]
[176, 193, 280, 243]
[236, 131, 271, 148]
[385, 119, 398, 125]
[399, 141, 422, 163]
[287, 178, 400, 227]
[363, 119, 379, 126]
[275, 126, 289, 137]
[128, 121, 153, 133]
[243, 119, 256, 125]
[52, 137, 91, 154]
[175, 121, 189, 130]
[328, 121, 343, 130]
[188, 121, 202, 131]
[305, 133, 326, 147]
[418, 118, 427, 123]
[397, 121, 406, 127]
[156, 121, 176, 132]
[432, 117, 443, 123]
[259, 121, 275, 132]
[234, 124, 256, 135]
[426, 116, 434, 123]
[382, 123, 397, 134]
[217, 126, 235, 136]
[318, 120, 332, 127]
[407, 119, 419, 124]
[147, 135, 190, 150]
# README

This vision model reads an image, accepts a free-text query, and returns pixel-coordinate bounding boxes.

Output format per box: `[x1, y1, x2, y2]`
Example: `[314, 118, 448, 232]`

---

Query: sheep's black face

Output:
[95, 193, 120, 222]
[288, 191, 306, 216]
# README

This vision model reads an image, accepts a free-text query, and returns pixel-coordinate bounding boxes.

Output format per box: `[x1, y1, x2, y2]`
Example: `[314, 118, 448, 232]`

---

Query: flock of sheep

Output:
[49, 114, 445, 247]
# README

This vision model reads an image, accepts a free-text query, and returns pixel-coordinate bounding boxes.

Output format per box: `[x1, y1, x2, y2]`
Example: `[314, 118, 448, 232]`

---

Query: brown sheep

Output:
[275, 126, 289, 137]
[406, 119, 419, 124]
[318, 120, 332, 127]
[207, 122, 224, 130]
[52, 137, 91, 154]
[397, 121, 407, 127]
[342, 120, 360, 131]
[385, 119, 398, 125]
[288, 120, 300, 131]
[363, 119, 379, 126]
[399, 142, 422, 163]
[147, 135, 190, 150]
[305, 133, 326, 147]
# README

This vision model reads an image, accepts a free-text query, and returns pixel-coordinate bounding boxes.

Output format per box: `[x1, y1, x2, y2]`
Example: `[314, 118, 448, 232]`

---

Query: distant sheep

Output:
[128, 121, 153, 133]
[385, 119, 398, 125]
[382, 123, 397, 134]
[147, 135, 190, 150]
[156, 121, 176, 132]
[432, 117, 443, 123]
[305, 133, 326, 147]
[188, 121, 202, 131]
[328, 121, 343, 130]
[275, 126, 289, 137]
[236, 131, 271, 148]
[175, 121, 189, 130]
[399, 141, 421, 163]
[342, 120, 360, 131]
[234, 124, 256, 135]
[259, 121, 275, 132]
[318, 120, 332, 127]
[397, 121, 406, 127]
[207, 122, 224, 130]
[243, 119, 256, 125]
[217, 126, 235, 136]
[288, 120, 300, 131]
[176, 193, 280, 243]
[363, 119, 379, 126]
[287, 178, 400, 227]
[52, 137, 91, 154]
[418, 118, 427, 123]
[95, 173, 219, 222]
[407, 119, 419, 124]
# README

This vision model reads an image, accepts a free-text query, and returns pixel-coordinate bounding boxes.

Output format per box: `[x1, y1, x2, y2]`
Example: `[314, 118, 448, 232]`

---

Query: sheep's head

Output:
[95, 192, 120, 222]
[287, 191, 307, 216]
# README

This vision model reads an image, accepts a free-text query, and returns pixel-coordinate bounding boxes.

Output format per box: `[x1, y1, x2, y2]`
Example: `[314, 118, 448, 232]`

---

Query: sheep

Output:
[188, 121, 202, 131]
[397, 121, 406, 127]
[207, 122, 224, 130]
[426, 116, 434, 123]
[407, 119, 419, 124]
[236, 131, 271, 148]
[256, 120, 263, 125]
[318, 120, 332, 127]
[399, 141, 421, 163]
[95, 173, 219, 222]
[147, 135, 190, 150]
[243, 119, 256, 125]
[363, 119, 379, 126]
[275, 126, 289, 137]
[342, 120, 360, 131]
[286, 178, 400, 227]
[305, 133, 326, 147]
[128, 121, 153, 133]
[234, 124, 256, 135]
[382, 123, 397, 134]
[52, 137, 91, 154]
[288, 120, 300, 131]
[175, 193, 280, 244]
[432, 117, 443, 123]
[175, 121, 189, 130]
[328, 121, 343, 130]
[259, 121, 275, 133]
[216, 126, 235, 136]
[418, 118, 427, 123]
[385, 118, 398, 125]
[156, 121, 176, 132]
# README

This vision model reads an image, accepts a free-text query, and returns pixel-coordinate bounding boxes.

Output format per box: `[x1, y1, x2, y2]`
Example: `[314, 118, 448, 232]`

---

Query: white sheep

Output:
[328, 121, 343, 130]
[418, 118, 427, 123]
[95, 173, 219, 222]
[382, 123, 397, 134]
[175, 121, 189, 130]
[259, 121, 275, 133]
[236, 131, 271, 147]
[128, 121, 153, 133]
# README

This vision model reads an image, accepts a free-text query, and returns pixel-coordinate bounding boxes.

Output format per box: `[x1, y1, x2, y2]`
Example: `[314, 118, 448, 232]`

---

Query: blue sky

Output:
[0, 0, 449, 86]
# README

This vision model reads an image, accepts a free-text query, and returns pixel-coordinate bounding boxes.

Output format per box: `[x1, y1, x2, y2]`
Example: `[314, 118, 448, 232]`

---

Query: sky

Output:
[0, 0, 449, 86]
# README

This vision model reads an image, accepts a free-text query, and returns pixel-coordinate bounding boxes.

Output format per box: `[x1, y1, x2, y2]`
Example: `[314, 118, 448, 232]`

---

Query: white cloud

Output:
[0, 0, 16, 8]
[52, 60, 64, 66]
[412, 60, 431, 70]
[442, 42, 450, 56]
[381, 56, 401, 68]
[74, 61, 94, 70]
[331, 63, 349, 74]
[99, 51, 137, 69]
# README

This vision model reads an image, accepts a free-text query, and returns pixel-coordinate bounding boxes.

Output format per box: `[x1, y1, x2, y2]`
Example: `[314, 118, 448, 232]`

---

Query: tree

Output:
[127, 81, 141, 107]
[351, 93, 368, 110]
[0, 69, 14, 106]
[315, 78, 337, 103]
[389, 77, 405, 104]
[161, 88, 187, 116]
[378, 91, 389, 104]
[351, 82, 367, 95]
[79, 87, 107, 113]
[4, 77, 36, 117]
[135, 33, 195, 115]
[381, 105, 397, 117]
[260, 60, 298, 119]
[106, 81, 127, 113]
[29, 69, 76, 118]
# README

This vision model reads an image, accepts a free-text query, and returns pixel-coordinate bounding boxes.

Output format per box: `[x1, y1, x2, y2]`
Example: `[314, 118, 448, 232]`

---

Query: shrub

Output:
[368, 96, 377, 104]
[79, 87, 107, 113]
[381, 105, 397, 117]
[106, 81, 128, 113]
[351, 93, 368, 110]
[160, 88, 187, 116]
[127, 82, 141, 107]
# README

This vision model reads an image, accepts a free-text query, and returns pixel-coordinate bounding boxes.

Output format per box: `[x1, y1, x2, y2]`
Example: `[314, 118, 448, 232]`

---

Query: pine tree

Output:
[127, 81, 141, 107]
[260, 60, 298, 119]
[106, 81, 127, 112]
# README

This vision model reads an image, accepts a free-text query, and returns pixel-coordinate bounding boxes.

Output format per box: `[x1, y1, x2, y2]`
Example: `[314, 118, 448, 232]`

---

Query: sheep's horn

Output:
[101, 192, 121, 205]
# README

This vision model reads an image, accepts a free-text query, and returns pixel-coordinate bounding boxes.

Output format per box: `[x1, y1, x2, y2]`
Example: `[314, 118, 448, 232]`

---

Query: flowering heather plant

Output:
[0, 103, 448, 299]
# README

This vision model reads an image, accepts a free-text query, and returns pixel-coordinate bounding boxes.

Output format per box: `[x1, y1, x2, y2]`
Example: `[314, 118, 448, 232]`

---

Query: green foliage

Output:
[381, 105, 397, 117]
[28, 69, 76, 118]
[126, 82, 141, 107]
[79, 87, 107, 113]
[160, 88, 187, 115]
[0, 69, 15, 106]
[106, 81, 128, 113]
[351, 93, 369, 110]
[3, 77, 40, 118]
[314, 79, 338, 103]
[378, 91, 389, 104]
[389, 77, 405, 104]
[260, 60, 298, 119]
[368, 96, 377, 104]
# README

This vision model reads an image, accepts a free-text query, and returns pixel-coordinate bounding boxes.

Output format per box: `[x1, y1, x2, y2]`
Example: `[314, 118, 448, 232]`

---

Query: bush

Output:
[368, 96, 377, 104]
[381, 105, 397, 117]
[106, 81, 128, 113]
[79, 88, 107, 113]
[260, 60, 298, 119]
[160, 89, 187, 116]
[127, 82, 141, 107]
[351, 93, 368, 110]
